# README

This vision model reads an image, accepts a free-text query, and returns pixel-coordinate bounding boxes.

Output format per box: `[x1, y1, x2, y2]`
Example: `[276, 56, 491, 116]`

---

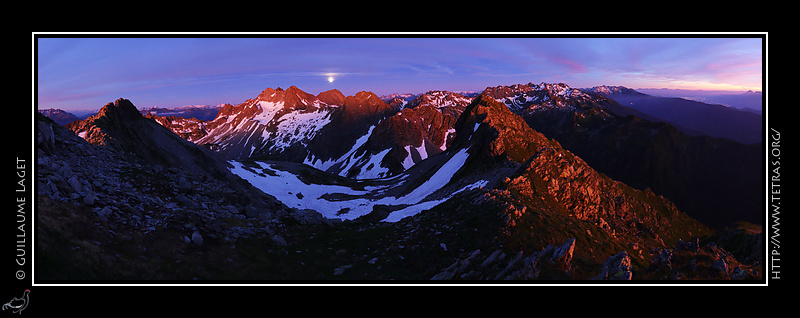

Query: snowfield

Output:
[228, 147, 485, 222]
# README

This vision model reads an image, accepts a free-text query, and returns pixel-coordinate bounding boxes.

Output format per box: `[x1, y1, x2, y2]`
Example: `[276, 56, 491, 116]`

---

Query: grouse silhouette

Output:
[2, 289, 29, 314]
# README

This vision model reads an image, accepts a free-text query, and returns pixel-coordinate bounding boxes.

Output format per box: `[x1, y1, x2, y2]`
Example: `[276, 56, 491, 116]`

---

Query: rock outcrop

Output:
[67, 98, 231, 178]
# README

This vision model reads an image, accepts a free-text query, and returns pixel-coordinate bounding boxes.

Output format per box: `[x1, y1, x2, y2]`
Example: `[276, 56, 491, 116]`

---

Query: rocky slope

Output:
[492, 83, 762, 228]
[452, 94, 710, 245]
[36, 109, 324, 280]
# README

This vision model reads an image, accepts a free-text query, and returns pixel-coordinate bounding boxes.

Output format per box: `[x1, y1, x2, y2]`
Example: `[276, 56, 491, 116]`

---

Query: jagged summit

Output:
[404, 90, 472, 118]
[452, 94, 552, 163]
[338, 91, 392, 119]
[66, 98, 138, 147]
[97, 98, 141, 119]
[257, 86, 320, 110]
[482, 82, 604, 113]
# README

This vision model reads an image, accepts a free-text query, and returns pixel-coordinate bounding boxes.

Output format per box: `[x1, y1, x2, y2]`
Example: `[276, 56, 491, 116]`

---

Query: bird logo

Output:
[2, 289, 29, 315]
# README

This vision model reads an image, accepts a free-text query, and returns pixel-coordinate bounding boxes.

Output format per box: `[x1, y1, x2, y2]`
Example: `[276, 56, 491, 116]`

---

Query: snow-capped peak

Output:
[482, 82, 591, 112]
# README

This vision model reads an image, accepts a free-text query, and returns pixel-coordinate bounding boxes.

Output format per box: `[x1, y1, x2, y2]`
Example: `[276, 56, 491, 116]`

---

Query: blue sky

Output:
[36, 35, 764, 111]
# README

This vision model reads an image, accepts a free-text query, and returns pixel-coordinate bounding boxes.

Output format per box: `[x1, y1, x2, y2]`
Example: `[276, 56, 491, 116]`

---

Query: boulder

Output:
[549, 238, 576, 267]
[594, 251, 632, 280]
[654, 248, 673, 269]
[67, 176, 83, 193]
[178, 177, 194, 193]
[292, 208, 325, 225]
[711, 258, 728, 276]
[191, 231, 204, 246]
[96, 206, 113, 219]
[83, 194, 96, 206]
[271, 235, 288, 247]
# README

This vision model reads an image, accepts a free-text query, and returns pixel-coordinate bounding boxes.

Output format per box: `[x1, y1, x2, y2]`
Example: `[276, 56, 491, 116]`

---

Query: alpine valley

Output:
[36, 81, 764, 282]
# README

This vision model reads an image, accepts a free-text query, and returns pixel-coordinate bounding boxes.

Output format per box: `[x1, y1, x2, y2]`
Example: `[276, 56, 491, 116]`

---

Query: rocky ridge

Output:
[447, 96, 707, 260]
[503, 84, 762, 228]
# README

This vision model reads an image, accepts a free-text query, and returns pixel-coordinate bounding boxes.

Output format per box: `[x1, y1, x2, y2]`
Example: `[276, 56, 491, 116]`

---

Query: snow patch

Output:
[399, 147, 469, 204]
[441, 128, 455, 151]
[252, 101, 284, 125]
[229, 147, 483, 222]
[353, 148, 391, 179]
[305, 125, 375, 173]
[401, 142, 429, 170]
[383, 178, 488, 222]
[268, 108, 332, 151]
[229, 161, 372, 220]
[401, 146, 415, 170]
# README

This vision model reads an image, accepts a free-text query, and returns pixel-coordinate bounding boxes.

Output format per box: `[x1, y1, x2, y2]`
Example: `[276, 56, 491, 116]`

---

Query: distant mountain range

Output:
[36, 81, 764, 281]
[38, 108, 80, 125]
[635, 88, 762, 112]
[584, 86, 762, 144]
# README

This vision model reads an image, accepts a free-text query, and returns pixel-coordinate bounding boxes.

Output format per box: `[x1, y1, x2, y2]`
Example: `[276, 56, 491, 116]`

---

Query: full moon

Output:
[327, 76, 335, 83]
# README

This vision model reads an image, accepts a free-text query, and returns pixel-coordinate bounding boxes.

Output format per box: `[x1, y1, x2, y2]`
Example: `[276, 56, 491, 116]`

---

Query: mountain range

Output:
[584, 86, 762, 144]
[35, 81, 764, 281]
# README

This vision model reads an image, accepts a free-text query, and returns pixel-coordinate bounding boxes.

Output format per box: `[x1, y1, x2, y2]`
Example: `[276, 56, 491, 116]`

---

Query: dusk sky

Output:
[35, 35, 764, 111]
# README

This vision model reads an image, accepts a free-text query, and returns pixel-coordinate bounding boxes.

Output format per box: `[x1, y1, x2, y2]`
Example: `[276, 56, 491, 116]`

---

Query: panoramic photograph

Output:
[30, 34, 766, 286]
